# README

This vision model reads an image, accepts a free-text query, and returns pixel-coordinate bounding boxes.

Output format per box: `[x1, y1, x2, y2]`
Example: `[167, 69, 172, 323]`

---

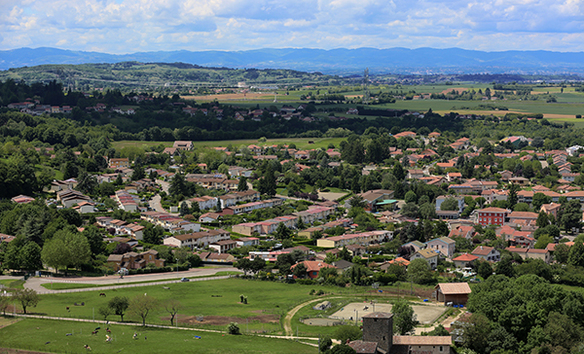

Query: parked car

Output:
[181, 277, 190, 282]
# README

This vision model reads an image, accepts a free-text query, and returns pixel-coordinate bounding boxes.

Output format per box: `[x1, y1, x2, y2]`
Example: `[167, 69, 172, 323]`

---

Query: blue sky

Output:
[1, 0, 584, 53]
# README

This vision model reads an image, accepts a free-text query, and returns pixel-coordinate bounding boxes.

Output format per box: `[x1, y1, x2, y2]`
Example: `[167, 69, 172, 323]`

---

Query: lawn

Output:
[0, 318, 317, 354]
[28, 278, 344, 334]
[112, 137, 345, 152]
[24, 278, 437, 337]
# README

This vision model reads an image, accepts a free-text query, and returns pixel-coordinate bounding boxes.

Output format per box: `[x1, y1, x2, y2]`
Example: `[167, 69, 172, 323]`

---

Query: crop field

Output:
[0, 318, 316, 354]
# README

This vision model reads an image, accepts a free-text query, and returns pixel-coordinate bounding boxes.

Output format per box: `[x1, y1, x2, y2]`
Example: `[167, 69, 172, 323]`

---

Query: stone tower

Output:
[362, 312, 393, 353]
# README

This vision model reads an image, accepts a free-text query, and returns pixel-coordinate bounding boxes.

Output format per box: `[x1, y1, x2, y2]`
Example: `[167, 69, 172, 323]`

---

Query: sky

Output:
[1, 0, 584, 54]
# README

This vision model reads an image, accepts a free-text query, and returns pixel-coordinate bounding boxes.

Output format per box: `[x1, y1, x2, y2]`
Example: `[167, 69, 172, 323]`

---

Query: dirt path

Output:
[283, 297, 341, 336]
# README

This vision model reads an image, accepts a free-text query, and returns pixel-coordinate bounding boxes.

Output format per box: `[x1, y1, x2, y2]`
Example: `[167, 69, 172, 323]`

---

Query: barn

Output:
[434, 283, 472, 306]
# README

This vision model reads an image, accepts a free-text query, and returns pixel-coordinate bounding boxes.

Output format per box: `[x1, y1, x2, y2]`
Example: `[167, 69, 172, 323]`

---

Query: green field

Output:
[112, 137, 345, 152]
[27, 278, 343, 334]
[0, 318, 317, 354]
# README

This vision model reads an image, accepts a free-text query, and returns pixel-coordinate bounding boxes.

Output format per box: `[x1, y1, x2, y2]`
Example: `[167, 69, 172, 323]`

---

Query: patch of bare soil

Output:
[165, 313, 280, 326]
[181, 93, 273, 101]
[439, 88, 470, 94]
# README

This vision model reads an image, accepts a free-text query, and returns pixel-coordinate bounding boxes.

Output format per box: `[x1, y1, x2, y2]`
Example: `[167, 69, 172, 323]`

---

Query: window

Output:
[440, 346, 444, 352]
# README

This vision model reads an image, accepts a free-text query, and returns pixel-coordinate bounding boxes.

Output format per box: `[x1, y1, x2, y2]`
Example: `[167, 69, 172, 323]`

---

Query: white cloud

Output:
[1, 0, 584, 53]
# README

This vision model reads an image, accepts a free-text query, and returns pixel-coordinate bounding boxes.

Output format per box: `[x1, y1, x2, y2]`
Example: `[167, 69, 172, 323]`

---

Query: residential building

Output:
[471, 246, 500, 262]
[410, 249, 439, 269]
[425, 237, 456, 258]
[475, 207, 509, 226]
[107, 250, 165, 271]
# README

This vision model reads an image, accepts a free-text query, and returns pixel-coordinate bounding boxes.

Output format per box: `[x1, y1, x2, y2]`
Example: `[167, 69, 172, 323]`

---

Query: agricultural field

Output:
[112, 137, 346, 152]
[0, 318, 316, 354]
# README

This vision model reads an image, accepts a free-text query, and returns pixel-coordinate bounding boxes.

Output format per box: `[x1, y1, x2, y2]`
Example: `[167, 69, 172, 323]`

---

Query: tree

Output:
[560, 199, 582, 233]
[534, 234, 554, 249]
[453, 313, 491, 354]
[179, 201, 189, 216]
[533, 193, 551, 211]
[404, 190, 417, 204]
[293, 263, 307, 278]
[495, 256, 515, 277]
[258, 164, 276, 196]
[129, 294, 158, 326]
[108, 296, 129, 321]
[507, 183, 520, 210]
[165, 299, 181, 326]
[477, 261, 493, 280]
[275, 222, 292, 241]
[98, 305, 113, 321]
[536, 211, 550, 229]
[327, 344, 357, 354]
[568, 241, 584, 267]
[41, 230, 91, 272]
[235, 258, 253, 276]
[143, 224, 165, 245]
[392, 299, 419, 335]
[554, 243, 570, 263]
[349, 195, 367, 209]
[440, 198, 459, 211]
[227, 322, 240, 335]
[407, 258, 434, 284]
[334, 325, 362, 343]
[169, 173, 188, 198]
[12, 288, 39, 314]
[0, 295, 10, 315]
[319, 336, 333, 352]
[19, 242, 42, 272]
[237, 177, 248, 192]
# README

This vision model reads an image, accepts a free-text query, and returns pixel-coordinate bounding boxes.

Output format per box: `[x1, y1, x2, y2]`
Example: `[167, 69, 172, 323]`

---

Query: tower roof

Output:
[362, 312, 393, 319]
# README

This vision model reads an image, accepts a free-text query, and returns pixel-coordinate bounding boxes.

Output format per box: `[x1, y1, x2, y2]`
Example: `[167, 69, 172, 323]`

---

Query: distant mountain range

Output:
[2, 47, 584, 75]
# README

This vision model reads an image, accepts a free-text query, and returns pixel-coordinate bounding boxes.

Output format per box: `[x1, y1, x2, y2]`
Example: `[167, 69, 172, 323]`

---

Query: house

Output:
[434, 282, 472, 305]
[11, 195, 35, 204]
[356, 189, 395, 212]
[425, 237, 456, 258]
[402, 240, 425, 253]
[209, 240, 238, 254]
[410, 249, 439, 269]
[198, 252, 236, 264]
[452, 253, 479, 268]
[107, 249, 165, 271]
[448, 225, 475, 240]
[407, 169, 425, 180]
[290, 260, 335, 279]
[506, 247, 552, 264]
[540, 203, 562, 219]
[475, 207, 509, 226]
[163, 229, 230, 249]
[173, 141, 194, 151]
[108, 158, 130, 169]
[72, 201, 96, 214]
[394, 131, 417, 139]
[471, 246, 500, 262]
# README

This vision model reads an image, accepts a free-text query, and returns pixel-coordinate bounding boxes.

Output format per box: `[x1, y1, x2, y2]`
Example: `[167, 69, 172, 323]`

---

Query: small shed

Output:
[434, 282, 472, 306]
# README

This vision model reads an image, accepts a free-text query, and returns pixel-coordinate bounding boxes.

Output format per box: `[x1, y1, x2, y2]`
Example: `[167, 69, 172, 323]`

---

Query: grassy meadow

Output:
[0, 318, 317, 354]
[112, 137, 346, 152]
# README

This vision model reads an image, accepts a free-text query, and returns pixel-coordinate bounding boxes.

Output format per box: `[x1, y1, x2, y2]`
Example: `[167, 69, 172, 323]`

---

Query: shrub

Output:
[227, 322, 240, 335]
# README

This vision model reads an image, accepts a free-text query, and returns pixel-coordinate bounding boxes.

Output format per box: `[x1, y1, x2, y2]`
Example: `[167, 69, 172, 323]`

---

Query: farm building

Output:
[433, 283, 472, 306]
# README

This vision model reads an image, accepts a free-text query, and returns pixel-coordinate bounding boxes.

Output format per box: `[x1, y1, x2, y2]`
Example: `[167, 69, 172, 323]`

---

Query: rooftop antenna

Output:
[363, 68, 370, 105]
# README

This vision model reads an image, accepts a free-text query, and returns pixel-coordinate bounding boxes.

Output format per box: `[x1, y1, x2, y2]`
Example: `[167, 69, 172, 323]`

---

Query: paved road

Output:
[149, 194, 166, 212]
[24, 267, 239, 294]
